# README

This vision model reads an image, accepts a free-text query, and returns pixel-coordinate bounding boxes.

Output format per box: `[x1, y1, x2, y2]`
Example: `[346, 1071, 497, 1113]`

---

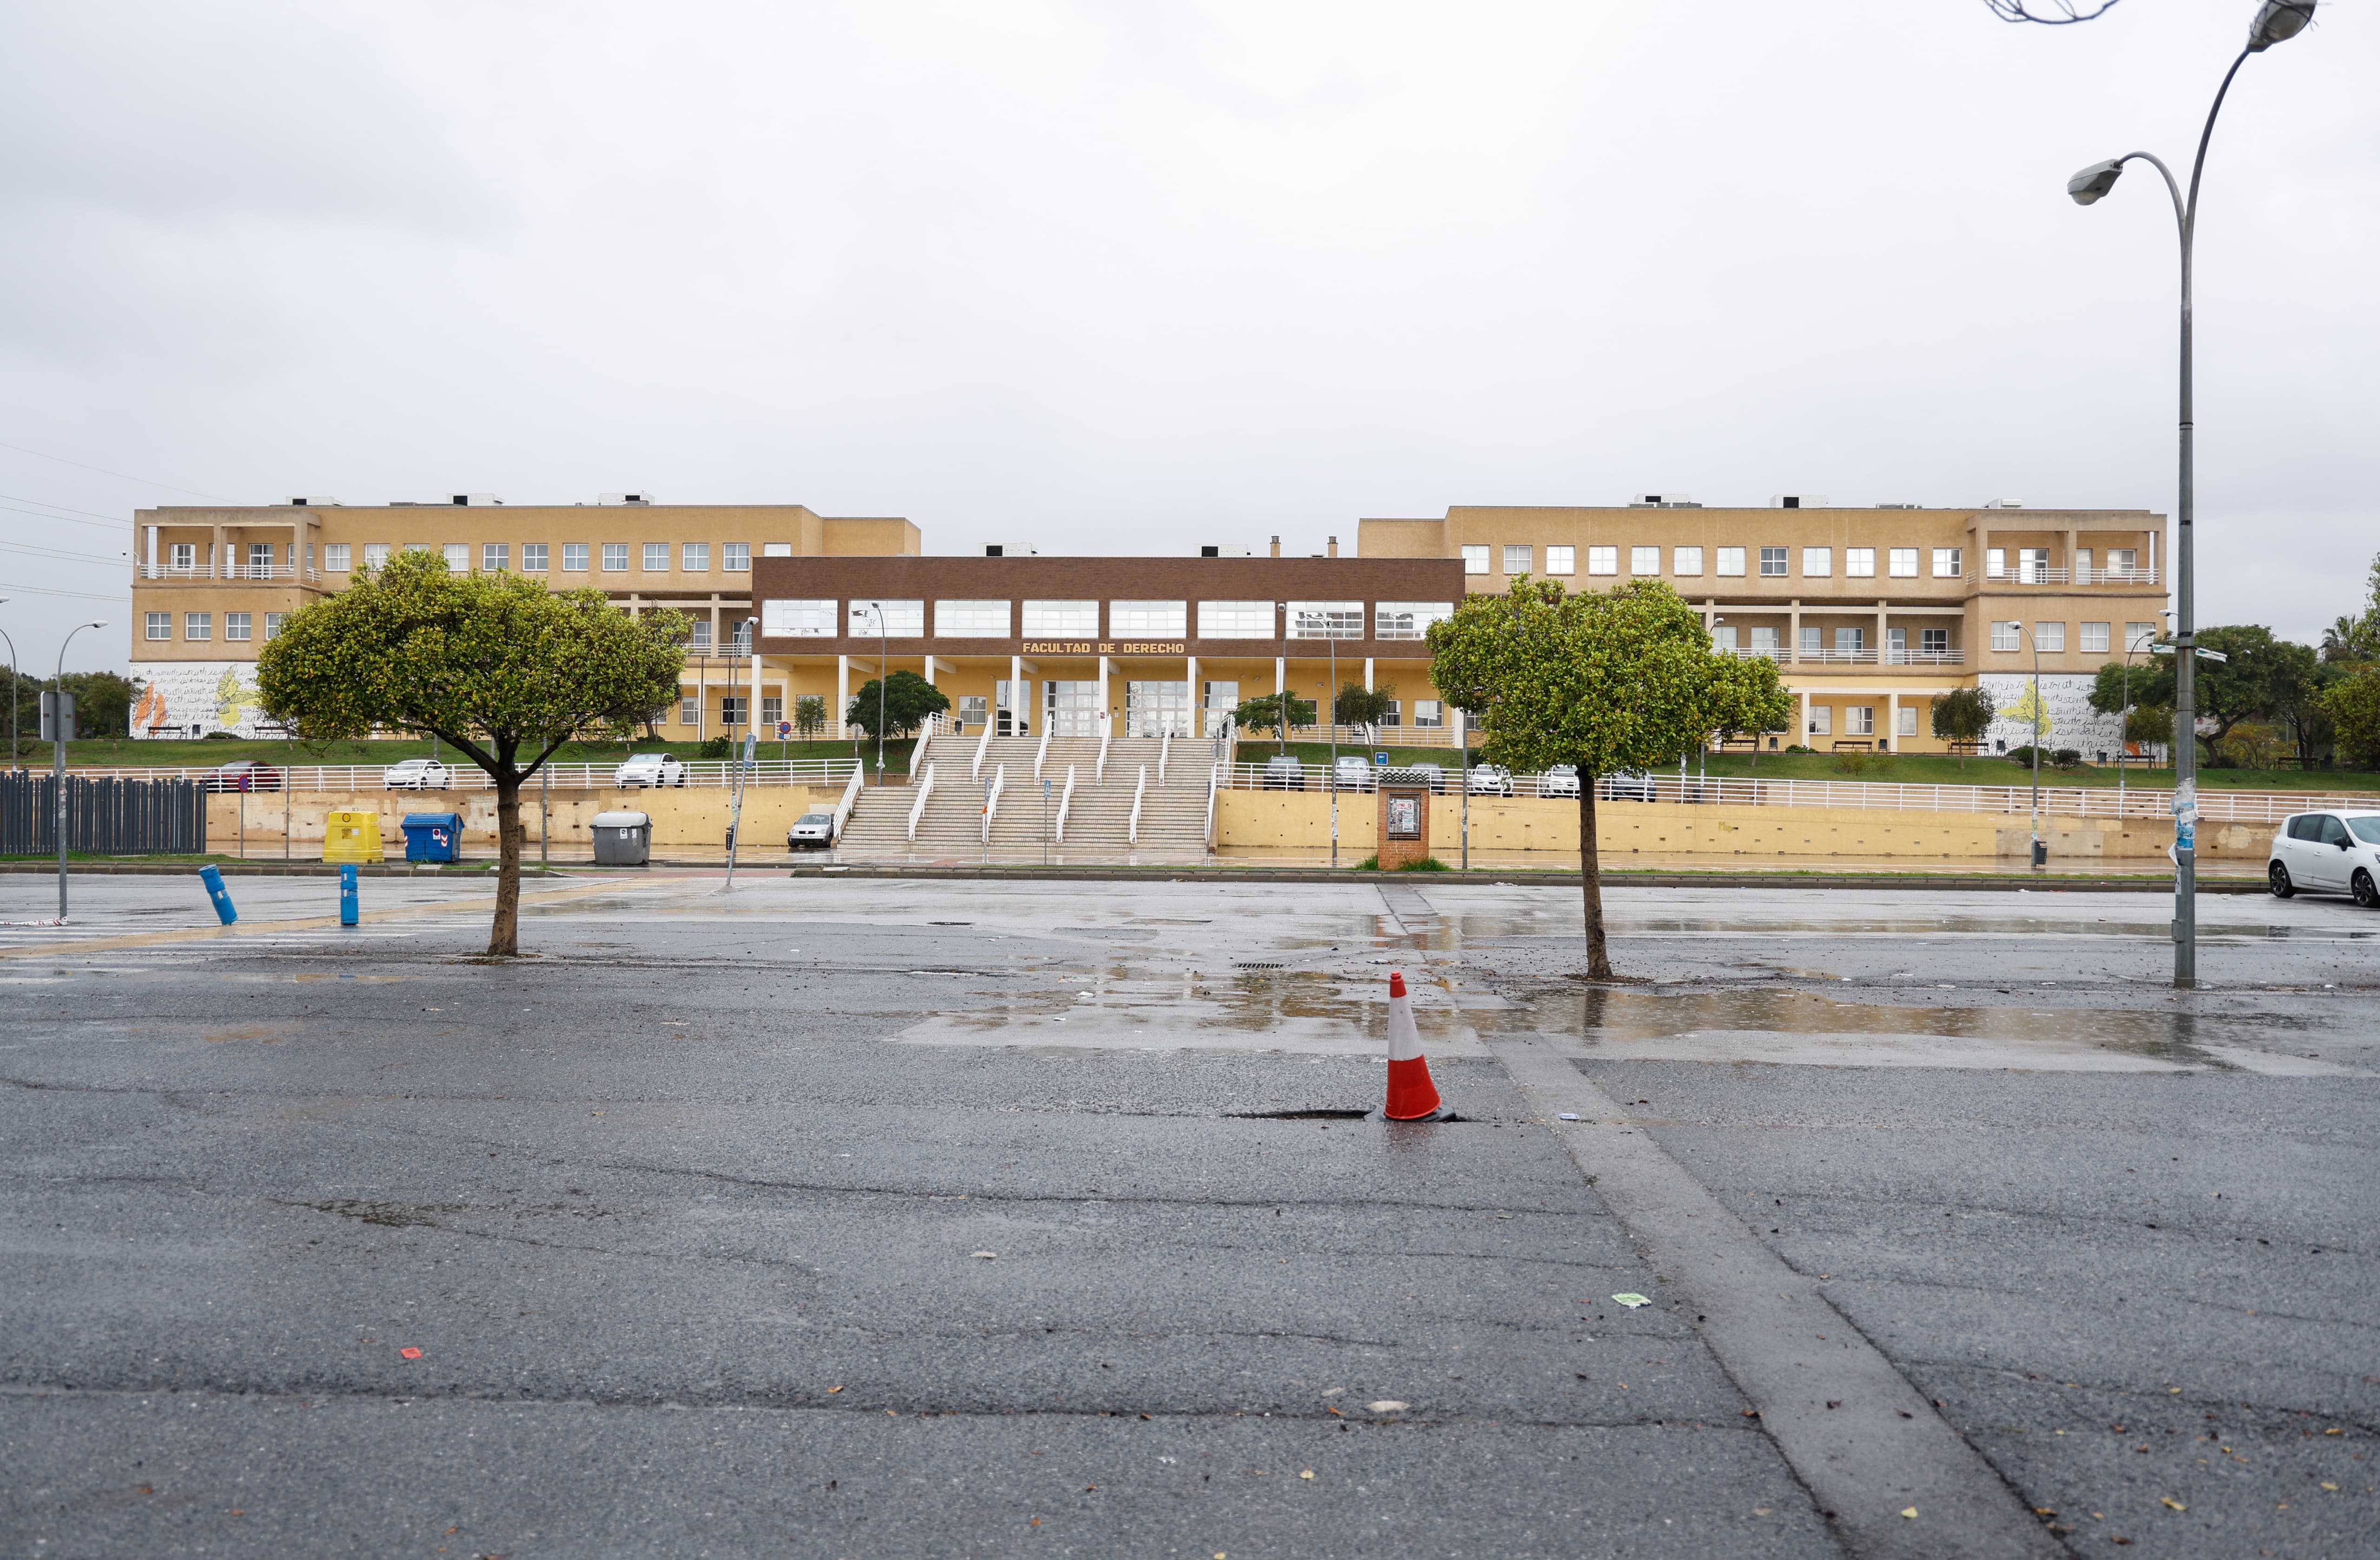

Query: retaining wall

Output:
[207, 785, 843, 855]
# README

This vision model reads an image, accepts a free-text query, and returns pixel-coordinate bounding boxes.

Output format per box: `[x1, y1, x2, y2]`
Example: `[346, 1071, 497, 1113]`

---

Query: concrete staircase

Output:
[835, 733, 1224, 862]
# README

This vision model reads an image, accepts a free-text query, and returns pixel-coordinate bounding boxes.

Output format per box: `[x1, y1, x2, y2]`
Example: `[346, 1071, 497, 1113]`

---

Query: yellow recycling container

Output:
[323, 810, 384, 863]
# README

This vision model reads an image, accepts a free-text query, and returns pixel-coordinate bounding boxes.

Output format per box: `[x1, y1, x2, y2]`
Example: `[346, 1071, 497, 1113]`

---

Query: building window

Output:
[1759, 546, 1788, 577]
[169, 542, 198, 571]
[1197, 600, 1274, 639]
[1846, 706, 1875, 736]
[1888, 547, 1918, 578]
[1802, 547, 1832, 578]
[225, 612, 251, 642]
[762, 543, 793, 558]
[1835, 627, 1865, 653]
[185, 612, 212, 641]
[761, 696, 783, 728]
[1586, 546, 1618, 576]
[1799, 626, 1823, 656]
[763, 599, 839, 637]
[1711, 624, 1738, 651]
[1921, 627, 1949, 654]
[681, 542, 710, 572]
[643, 543, 670, 572]
[1380, 699, 1402, 728]
[680, 697, 699, 725]
[2075, 548, 2094, 574]
[1898, 706, 1918, 737]
[1289, 601, 1363, 639]
[1413, 699, 1444, 728]
[1111, 600, 1187, 637]
[723, 543, 751, 572]
[562, 543, 589, 572]
[521, 543, 549, 572]
[1992, 620, 2021, 652]
[1845, 547, 1875, 578]
[1022, 599, 1097, 637]
[935, 599, 1012, 638]
[324, 543, 351, 572]
[1461, 545, 1490, 575]
[247, 542, 276, 577]
[1545, 545, 1575, 576]
[720, 696, 747, 726]
[1673, 546, 1703, 577]
[1717, 546, 1746, 577]
[728, 619, 753, 653]
[364, 543, 390, 570]
[145, 612, 170, 640]
[2126, 622, 2157, 651]
[602, 544, 629, 572]
[1986, 547, 2007, 580]
[1750, 626, 1779, 655]
[1375, 602, 1453, 640]
[2036, 621, 2065, 652]
[442, 543, 469, 571]
[1933, 547, 1963, 578]
[850, 600, 925, 637]
[1503, 544, 1533, 576]
[483, 543, 509, 572]
[2081, 621, 2110, 654]
[1631, 546, 1661, 576]
[689, 621, 711, 649]
[2018, 548, 2050, 583]
[1807, 704, 1831, 736]
[265, 612, 289, 640]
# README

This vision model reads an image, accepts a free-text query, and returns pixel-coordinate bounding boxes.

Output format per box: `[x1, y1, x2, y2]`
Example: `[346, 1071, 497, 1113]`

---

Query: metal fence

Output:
[1217, 762, 2380, 824]
[0, 773, 207, 856]
[64, 758, 863, 792]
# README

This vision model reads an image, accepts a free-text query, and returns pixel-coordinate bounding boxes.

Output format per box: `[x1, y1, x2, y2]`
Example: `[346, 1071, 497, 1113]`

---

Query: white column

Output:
[1098, 655, 1111, 731]
[837, 654, 850, 738]
[1275, 656, 1286, 699]
[1887, 691, 1901, 754]
[1788, 599, 1801, 661]
[1362, 657, 1374, 692]
[1186, 655, 1199, 735]
[1798, 689, 1811, 744]
[1009, 652, 1023, 731]
[1875, 597, 1888, 661]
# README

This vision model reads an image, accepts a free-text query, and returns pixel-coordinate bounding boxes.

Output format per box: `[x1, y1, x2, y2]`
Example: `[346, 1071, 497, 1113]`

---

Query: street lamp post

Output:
[866, 601, 888, 786]
[0, 606, 20, 770]
[52, 620, 106, 919]
[2017, 622, 2046, 863]
[2065, 0, 2314, 982]
[2115, 609, 2175, 815]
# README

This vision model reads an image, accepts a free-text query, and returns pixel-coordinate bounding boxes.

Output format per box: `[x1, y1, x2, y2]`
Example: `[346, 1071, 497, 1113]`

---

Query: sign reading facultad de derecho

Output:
[1018, 642, 1187, 656]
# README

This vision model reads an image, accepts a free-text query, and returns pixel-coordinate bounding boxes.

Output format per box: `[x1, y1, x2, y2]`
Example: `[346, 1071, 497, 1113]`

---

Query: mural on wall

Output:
[132, 662, 270, 739]
[1978, 673, 2124, 757]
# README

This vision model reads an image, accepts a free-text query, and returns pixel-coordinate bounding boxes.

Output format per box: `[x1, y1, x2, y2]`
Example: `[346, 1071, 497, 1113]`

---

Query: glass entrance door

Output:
[1125, 680, 1192, 737]
[1200, 680, 1238, 737]
[996, 680, 1031, 736]
[1044, 680, 1098, 737]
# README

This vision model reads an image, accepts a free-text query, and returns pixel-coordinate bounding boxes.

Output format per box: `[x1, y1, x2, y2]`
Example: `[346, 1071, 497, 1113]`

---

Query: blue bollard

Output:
[339, 863, 360, 927]
[198, 864, 237, 925]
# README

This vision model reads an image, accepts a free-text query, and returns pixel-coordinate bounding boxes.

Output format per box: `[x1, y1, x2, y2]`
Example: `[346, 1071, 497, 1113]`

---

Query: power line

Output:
[0, 501, 137, 533]
[0, 438, 230, 501]
[0, 580, 130, 602]
[0, 538, 134, 566]
[0, 490, 136, 524]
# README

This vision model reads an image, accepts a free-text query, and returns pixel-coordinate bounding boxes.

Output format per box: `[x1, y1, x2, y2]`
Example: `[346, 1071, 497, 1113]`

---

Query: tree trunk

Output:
[491, 778, 522, 956]
[1577, 777, 1612, 980]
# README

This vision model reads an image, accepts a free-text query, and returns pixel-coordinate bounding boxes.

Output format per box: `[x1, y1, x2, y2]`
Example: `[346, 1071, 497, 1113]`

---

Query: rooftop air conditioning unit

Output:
[451, 493, 503, 506]
[1200, 545, 1253, 557]
[598, 492, 653, 505]
[984, 544, 1039, 557]
[1629, 493, 1700, 508]
[1874, 502, 1922, 509]
[1769, 494, 1829, 509]
[1983, 498, 2025, 509]
[285, 496, 343, 506]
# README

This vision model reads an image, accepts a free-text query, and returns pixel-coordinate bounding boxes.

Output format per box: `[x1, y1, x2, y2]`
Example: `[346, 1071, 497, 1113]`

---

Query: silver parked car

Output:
[1331, 756, 1375, 792]
[2268, 811, 2380, 906]
[787, 811, 836, 849]
[381, 757, 451, 791]
[614, 752, 688, 788]
[1538, 764, 1580, 798]
[1261, 756, 1307, 790]
[1600, 770, 1656, 802]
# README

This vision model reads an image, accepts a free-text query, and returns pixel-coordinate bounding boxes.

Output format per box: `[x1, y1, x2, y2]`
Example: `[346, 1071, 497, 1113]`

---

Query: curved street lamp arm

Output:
[2183, 49, 2255, 261]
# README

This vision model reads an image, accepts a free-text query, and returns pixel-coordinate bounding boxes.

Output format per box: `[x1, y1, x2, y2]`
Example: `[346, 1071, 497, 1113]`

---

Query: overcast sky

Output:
[2, 0, 2372, 673]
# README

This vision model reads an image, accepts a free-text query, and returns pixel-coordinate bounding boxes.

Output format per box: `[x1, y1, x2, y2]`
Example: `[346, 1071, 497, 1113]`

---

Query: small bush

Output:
[2051, 748, 2084, 769]
[1354, 853, 1380, 871]
[203, 730, 240, 741]
[697, 735, 733, 759]
[1396, 856, 1451, 872]
[2006, 745, 2043, 767]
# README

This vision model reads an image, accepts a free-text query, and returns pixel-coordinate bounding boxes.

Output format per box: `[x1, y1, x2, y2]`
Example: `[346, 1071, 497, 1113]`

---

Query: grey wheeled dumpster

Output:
[590, 810, 652, 866]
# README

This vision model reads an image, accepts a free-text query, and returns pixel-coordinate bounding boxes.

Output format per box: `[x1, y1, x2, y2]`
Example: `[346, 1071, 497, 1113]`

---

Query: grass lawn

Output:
[44, 735, 911, 771]
[1236, 741, 2380, 794]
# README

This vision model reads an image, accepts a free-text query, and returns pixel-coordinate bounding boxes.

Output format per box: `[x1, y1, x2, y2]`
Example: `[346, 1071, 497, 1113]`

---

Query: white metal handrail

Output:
[906, 763, 937, 840]
[830, 764, 864, 842]
[1096, 725, 1112, 784]
[1204, 763, 1219, 845]
[983, 763, 1007, 845]
[1158, 730, 1170, 785]
[972, 720, 993, 780]
[1884, 650, 1965, 665]
[1056, 764, 1077, 843]
[1128, 764, 1147, 845]
[912, 723, 932, 777]
[1034, 724, 1051, 782]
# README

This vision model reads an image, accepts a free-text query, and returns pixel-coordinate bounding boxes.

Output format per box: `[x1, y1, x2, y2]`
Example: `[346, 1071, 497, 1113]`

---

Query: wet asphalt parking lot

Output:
[1, 870, 2375, 1559]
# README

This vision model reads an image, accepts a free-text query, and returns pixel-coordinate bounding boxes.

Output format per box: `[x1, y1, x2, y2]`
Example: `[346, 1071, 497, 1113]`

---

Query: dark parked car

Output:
[1261, 756, 1307, 790]
[204, 761, 282, 793]
[1600, 770, 1656, 802]
[1406, 762, 1448, 793]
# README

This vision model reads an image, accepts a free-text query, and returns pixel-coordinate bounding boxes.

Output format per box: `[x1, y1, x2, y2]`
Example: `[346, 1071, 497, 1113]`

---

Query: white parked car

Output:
[787, 811, 836, 849]
[2268, 811, 2380, 907]
[1539, 764, 1580, 798]
[614, 752, 688, 788]
[382, 757, 451, 790]
[1465, 764, 1514, 796]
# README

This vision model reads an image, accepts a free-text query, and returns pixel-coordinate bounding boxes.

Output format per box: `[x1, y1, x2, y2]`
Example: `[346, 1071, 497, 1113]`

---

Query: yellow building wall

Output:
[208, 785, 843, 854]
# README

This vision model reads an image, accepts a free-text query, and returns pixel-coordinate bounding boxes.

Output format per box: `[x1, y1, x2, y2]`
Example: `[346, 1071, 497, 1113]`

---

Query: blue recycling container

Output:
[339, 863, 359, 926]
[198, 864, 237, 925]
[400, 812, 463, 864]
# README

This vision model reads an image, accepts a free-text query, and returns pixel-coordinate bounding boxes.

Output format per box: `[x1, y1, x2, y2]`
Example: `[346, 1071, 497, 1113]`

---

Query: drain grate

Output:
[1232, 1108, 1371, 1120]
[1234, 961, 1286, 970]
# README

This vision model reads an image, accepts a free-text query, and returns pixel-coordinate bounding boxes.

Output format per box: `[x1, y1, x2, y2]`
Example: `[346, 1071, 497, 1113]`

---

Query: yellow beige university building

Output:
[127, 493, 2165, 757]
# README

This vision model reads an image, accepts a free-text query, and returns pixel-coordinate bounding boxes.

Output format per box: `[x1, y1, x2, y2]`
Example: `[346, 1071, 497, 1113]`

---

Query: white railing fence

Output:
[1204, 763, 1219, 845]
[830, 764, 865, 842]
[1096, 726, 1112, 785]
[906, 764, 937, 841]
[1035, 724, 1051, 781]
[1212, 762, 2374, 825]
[1128, 765, 1147, 845]
[1157, 730, 1171, 785]
[912, 724, 932, 777]
[1057, 764, 1078, 843]
[105, 757, 864, 793]
[983, 763, 1007, 846]
[972, 721, 993, 780]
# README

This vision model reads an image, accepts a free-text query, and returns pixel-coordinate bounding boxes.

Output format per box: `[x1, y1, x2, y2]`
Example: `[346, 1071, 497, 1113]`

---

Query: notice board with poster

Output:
[1376, 773, 1433, 872]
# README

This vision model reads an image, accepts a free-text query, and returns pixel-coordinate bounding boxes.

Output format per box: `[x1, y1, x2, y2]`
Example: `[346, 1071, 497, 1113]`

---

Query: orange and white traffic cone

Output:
[1373, 969, 1454, 1121]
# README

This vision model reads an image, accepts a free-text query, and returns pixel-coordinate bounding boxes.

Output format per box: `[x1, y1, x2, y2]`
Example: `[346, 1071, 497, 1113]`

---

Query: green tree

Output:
[1332, 682, 1395, 729]
[844, 671, 949, 739]
[1231, 691, 1316, 749]
[1428, 577, 1789, 979]
[2089, 624, 2315, 768]
[2324, 666, 2380, 770]
[793, 694, 827, 740]
[1930, 687, 1994, 769]
[2125, 704, 2174, 754]
[256, 550, 688, 955]
[56, 672, 136, 738]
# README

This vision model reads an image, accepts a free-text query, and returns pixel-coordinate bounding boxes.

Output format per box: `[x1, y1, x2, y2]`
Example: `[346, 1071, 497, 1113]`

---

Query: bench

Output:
[1830, 739, 1876, 753]
[1946, 740, 1985, 757]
